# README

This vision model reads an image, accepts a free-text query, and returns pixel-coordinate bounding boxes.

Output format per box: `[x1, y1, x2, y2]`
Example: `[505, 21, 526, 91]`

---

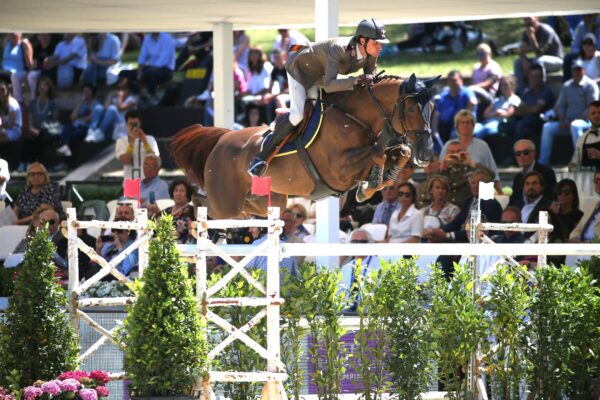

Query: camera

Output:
[225, 228, 254, 244]
[130, 122, 139, 129]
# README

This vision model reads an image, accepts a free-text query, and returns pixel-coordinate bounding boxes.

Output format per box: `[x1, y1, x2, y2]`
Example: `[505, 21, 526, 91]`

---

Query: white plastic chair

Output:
[0, 225, 29, 260]
[61, 200, 73, 211]
[155, 198, 175, 211]
[360, 223, 388, 241]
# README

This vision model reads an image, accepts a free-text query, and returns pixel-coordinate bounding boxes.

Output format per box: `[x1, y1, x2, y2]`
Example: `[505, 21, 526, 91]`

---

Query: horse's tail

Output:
[169, 124, 229, 186]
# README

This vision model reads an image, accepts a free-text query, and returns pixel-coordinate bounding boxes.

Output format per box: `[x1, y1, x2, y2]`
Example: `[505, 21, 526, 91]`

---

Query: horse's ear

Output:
[403, 73, 417, 93]
[424, 75, 442, 88]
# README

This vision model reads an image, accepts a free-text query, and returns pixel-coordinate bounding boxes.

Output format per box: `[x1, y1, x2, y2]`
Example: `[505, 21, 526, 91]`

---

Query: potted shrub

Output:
[122, 215, 208, 398]
[0, 226, 78, 387]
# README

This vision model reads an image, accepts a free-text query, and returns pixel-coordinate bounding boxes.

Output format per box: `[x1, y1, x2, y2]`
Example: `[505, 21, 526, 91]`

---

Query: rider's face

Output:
[364, 38, 382, 58]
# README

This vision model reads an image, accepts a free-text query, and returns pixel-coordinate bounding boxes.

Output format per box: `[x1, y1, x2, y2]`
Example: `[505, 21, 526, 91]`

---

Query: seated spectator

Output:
[0, 74, 23, 144]
[563, 14, 600, 81]
[424, 168, 502, 276]
[421, 175, 460, 227]
[139, 154, 170, 217]
[340, 228, 381, 312]
[570, 170, 600, 242]
[439, 140, 493, 207]
[489, 206, 526, 244]
[13, 162, 64, 225]
[289, 203, 310, 239]
[245, 226, 297, 278]
[100, 216, 139, 277]
[570, 100, 600, 169]
[2, 32, 33, 103]
[266, 49, 290, 113]
[432, 70, 477, 143]
[115, 110, 158, 180]
[372, 182, 400, 226]
[386, 182, 423, 243]
[175, 31, 213, 70]
[413, 154, 437, 204]
[43, 33, 87, 89]
[513, 62, 555, 145]
[14, 203, 55, 253]
[161, 179, 195, 244]
[0, 157, 9, 201]
[512, 171, 552, 230]
[83, 33, 121, 87]
[272, 29, 309, 62]
[23, 76, 60, 169]
[469, 42, 502, 107]
[549, 179, 584, 243]
[86, 74, 139, 142]
[578, 33, 600, 84]
[538, 60, 599, 165]
[26, 34, 59, 102]
[474, 76, 521, 140]
[240, 47, 273, 113]
[137, 32, 175, 95]
[509, 139, 556, 205]
[241, 104, 268, 128]
[233, 30, 251, 76]
[95, 202, 135, 260]
[514, 17, 564, 93]
[57, 83, 101, 157]
[440, 109, 502, 194]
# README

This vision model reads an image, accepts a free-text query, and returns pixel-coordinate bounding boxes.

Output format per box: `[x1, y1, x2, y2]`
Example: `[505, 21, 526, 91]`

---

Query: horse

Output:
[170, 73, 438, 219]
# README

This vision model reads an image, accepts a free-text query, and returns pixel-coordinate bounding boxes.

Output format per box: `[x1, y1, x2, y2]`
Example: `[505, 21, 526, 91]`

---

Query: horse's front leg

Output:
[356, 144, 412, 202]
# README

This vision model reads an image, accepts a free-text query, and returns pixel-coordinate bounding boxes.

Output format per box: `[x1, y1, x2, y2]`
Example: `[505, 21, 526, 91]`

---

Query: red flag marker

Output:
[123, 178, 141, 208]
[251, 176, 271, 207]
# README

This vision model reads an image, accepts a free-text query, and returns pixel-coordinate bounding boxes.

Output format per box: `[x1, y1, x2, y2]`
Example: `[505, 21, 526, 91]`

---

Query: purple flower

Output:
[78, 388, 98, 400]
[59, 378, 81, 392]
[95, 386, 110, 397]
[23, 386, 43, 400]
[41, 381, 62, 396]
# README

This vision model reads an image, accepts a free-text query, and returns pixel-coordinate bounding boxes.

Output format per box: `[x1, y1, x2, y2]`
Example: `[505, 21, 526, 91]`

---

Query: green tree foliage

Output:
[123, 215, 208, 397]
[0, 227, 78, 387]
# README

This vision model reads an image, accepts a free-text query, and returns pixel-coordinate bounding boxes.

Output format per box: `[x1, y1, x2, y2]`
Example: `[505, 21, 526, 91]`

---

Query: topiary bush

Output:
[0, 226, 78, 387]
[122, 214, 208, 397]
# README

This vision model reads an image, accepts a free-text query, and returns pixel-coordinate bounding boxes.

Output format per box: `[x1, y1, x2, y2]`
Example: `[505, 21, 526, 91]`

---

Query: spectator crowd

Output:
[1, 15, 600, 282]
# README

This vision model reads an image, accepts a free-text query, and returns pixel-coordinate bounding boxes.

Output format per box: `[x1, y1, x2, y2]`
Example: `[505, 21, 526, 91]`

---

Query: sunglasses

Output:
[556, 190, 573, 196]
[350, 239, 368, 244]
[41, 219, 56, 225]
[398, 191, 412, 198]
[28, 171, 44, 176]
[113, 229, 127, 234]
[292, 213, 304, 219]
[383, 186, 397, 191]
[514, 150, 532, 157]
[594, 179, 600, 184]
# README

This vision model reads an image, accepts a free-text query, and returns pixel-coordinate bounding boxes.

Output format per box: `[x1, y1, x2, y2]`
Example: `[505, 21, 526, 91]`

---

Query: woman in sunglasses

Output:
[13, 162, 64, 225]
[386, 182, 423, 244]
[549, 178, 583, 243]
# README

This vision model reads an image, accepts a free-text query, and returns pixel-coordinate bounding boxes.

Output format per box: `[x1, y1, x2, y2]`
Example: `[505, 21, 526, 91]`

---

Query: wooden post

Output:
[136, 208, 148, 276]
[66, 208, 80, 335]
[197, 207, 214, 398]
[537, 211, 549, 268]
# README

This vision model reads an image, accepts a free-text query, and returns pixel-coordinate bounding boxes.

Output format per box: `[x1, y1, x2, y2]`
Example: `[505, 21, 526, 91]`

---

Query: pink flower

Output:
[58, 378, 81, 392]
[89, 371, 110, 385]
[59, 371, 89, 382]
[78, 388, 98, 400]
[41, 380, 62, 396]
[95, 386, 110, 397]
[23, 386, 43, 400]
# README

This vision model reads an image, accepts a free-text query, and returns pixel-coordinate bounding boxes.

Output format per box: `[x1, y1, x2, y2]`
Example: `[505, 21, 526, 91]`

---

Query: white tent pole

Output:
[314, 0, 340, 269]
[213, 22, 235, 129]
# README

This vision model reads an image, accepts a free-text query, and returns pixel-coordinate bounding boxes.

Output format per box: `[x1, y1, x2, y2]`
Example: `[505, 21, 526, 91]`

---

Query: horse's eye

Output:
[407, 106, 416, 113]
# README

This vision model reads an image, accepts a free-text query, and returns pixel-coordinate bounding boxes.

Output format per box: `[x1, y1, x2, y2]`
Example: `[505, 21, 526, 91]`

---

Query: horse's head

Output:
[392, 73, 440, 167]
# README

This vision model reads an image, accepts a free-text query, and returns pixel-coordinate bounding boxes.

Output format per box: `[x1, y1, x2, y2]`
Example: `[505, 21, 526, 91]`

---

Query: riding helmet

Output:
[355, 18, 390, 43]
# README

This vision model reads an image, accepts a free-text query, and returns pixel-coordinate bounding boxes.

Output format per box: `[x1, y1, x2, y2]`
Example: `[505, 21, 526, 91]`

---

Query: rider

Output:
[247, 18, 390, 177]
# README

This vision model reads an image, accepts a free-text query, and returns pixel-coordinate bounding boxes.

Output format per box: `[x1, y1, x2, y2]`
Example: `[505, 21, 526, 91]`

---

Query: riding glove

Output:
[355, 74, 375, 87]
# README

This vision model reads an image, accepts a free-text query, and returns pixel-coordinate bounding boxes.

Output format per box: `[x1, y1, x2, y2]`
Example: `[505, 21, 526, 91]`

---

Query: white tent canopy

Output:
[1, 0, 599, 33]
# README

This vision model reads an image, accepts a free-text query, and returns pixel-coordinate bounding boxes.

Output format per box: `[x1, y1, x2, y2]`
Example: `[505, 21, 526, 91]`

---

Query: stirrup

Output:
[247, 160, 268, 177]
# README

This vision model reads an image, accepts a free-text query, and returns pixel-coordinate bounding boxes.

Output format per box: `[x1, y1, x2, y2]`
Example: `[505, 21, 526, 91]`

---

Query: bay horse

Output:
[170, 74, 437, 219]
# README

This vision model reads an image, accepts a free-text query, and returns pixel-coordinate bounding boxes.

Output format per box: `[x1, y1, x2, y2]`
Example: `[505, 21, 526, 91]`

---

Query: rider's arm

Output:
[322, 46, 359, 93]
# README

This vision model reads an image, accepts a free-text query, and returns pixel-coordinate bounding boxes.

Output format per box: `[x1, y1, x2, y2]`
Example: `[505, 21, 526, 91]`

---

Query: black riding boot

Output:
[247, 116, 296, 177]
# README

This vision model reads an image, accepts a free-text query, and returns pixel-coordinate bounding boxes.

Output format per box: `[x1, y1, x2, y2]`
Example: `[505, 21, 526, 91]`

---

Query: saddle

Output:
[260, 99, 323, 158]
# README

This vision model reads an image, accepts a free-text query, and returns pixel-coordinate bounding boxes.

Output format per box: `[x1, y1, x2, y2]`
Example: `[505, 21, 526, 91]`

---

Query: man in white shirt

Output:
[115, 110, 159, 180]
[44, 34, 87, 88]
[570, 170, 600, 242]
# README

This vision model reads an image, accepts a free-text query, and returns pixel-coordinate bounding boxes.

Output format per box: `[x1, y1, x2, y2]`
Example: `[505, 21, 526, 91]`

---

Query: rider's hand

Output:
[355, 74, 375, 87]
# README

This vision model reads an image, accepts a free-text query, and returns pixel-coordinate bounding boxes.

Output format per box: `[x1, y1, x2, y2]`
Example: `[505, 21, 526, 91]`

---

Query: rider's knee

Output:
[288, 113, 304, 126]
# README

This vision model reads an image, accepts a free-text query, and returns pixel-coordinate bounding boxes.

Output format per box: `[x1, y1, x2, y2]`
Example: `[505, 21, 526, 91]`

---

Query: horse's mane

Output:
[169, 124, 229, 186]
[373, 74, 403, 84]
